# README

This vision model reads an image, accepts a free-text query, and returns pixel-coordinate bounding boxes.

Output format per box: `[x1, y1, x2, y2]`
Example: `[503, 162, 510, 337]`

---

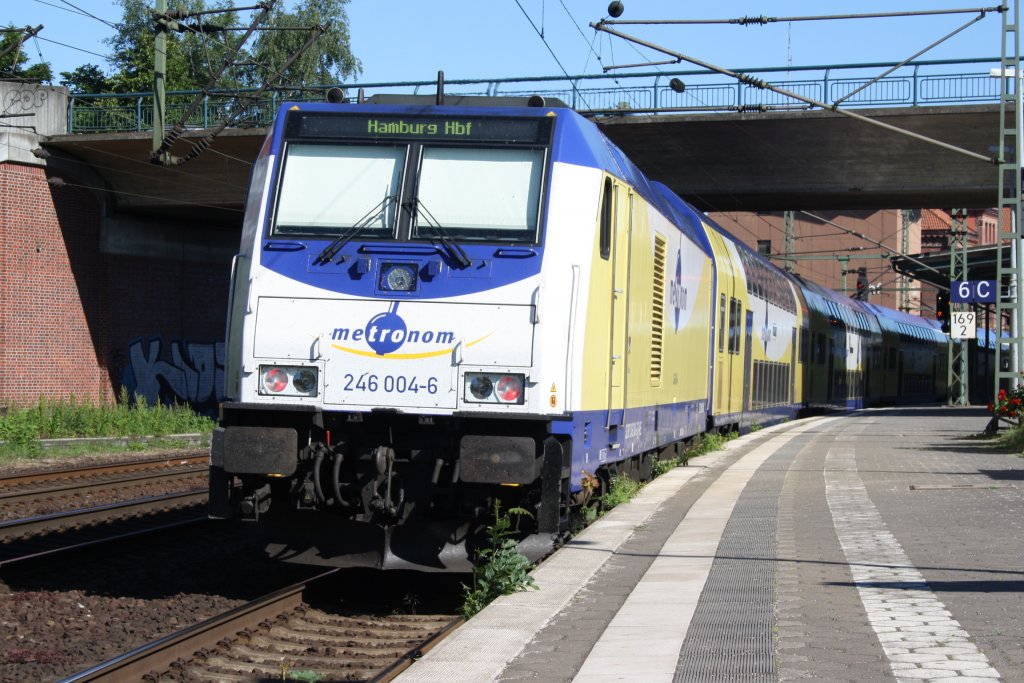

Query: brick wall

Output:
[0, 161, 230, 409]
[0, 162, 109, 407]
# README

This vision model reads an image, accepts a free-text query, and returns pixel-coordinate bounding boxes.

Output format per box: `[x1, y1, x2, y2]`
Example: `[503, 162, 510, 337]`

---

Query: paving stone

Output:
[402, 410, 1023, 683]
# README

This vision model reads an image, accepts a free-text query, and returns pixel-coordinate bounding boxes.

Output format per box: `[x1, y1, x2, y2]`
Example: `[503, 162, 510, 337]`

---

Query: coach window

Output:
[728, 298, 742, 354]
[273, 144, 404, 236]
[600, 177, 613, 260]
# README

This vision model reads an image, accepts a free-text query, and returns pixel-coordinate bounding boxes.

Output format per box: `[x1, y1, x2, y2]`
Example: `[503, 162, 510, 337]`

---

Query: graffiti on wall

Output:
[123, 337, 225, 414]
[2, 83, 48, 115]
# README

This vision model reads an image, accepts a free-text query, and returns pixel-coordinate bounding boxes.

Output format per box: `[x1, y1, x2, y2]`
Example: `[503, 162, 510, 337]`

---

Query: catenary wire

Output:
[511, 0, 591, 109]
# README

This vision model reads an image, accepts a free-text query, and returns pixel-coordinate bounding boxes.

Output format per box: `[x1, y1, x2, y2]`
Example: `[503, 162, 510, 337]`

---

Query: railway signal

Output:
[936, 290, 950, 333]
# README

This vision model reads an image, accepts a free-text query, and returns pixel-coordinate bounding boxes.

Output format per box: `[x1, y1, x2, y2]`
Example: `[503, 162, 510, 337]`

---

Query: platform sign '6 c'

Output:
[951, 280, 996, 304]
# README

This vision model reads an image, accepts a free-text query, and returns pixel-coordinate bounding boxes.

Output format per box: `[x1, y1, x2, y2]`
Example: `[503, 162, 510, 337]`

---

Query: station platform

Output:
[396, 407, 1024, 682]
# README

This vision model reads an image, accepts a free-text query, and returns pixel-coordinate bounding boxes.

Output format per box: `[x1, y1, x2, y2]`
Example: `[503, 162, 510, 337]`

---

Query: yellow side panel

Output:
[579, 176, 615, 412]
[578, 175, 715, 414]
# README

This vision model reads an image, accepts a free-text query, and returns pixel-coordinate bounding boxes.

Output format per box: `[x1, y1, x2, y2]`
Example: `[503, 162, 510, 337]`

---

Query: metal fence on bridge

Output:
[66, 57, 1006, 134]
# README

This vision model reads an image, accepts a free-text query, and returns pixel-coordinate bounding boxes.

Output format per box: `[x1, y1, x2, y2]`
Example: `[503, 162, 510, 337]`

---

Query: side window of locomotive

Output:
[413, 146, 544, 242]
[273, 143, 404, 236]
[600, 177, 613, 260]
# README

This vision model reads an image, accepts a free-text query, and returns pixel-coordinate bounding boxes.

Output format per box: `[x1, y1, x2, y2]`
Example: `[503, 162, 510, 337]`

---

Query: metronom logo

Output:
[330, 303, 456, 357]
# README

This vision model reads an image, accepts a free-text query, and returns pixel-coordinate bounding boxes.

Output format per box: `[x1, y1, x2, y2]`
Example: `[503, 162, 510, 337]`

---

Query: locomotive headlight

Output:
[380, 263, 417, 292]
[464, 372, 525, 405]
[469, 375, 493, 400]
[292, 368, 317, 393]
[259, 365, 319, 397]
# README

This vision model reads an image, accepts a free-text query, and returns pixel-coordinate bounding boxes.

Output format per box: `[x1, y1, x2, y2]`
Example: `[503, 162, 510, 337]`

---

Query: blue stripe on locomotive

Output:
[552, 398, 709, 490]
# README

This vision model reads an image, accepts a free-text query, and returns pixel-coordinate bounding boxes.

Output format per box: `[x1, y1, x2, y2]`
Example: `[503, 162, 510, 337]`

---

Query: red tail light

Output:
[496, 375, 523, 402]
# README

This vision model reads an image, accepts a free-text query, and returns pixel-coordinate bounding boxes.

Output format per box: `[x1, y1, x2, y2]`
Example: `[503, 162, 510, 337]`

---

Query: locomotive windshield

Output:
[412, 146, 544, 241]
[271, 111, 552, 243]
[274, 144, 404, 236]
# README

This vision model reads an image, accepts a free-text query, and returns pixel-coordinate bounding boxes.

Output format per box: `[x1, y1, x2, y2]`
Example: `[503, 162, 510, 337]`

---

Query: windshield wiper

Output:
[408, 198, 472, 269]
[313, 193, 398, 265]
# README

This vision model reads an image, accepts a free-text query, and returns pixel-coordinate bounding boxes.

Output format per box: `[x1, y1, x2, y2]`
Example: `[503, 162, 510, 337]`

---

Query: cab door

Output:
[607, 181, 631, 427]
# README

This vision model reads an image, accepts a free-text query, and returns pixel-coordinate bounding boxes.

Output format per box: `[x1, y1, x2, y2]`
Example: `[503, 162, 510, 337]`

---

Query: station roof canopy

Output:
[890, 245, 1003, 291]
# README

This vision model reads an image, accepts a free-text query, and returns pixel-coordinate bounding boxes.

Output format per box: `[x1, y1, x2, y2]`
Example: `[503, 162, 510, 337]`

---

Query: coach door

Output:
[742, 310, 753, 412]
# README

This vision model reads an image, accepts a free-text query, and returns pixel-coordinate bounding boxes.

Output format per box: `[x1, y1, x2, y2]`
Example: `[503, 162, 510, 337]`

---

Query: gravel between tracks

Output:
[0, 447, 207, 477]
[0, 447, 464, 682]
[0, 447, 280, 682]
[0, 448, 209, 521]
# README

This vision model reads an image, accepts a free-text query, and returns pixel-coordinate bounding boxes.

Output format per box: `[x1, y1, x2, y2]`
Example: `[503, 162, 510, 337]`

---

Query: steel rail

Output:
[371, 616, 466, 682]
[0, 517, 208, 568]
[0, 453, 208, 488]
[0, 489, 208, 543]
[60, 569, 464, 683]
[0, 466, 207, 504]
[58, 570, 339, 682]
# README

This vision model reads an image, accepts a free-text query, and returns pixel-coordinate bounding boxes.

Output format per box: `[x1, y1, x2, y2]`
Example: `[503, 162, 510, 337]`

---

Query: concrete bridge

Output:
[42, 102, 1002, 215]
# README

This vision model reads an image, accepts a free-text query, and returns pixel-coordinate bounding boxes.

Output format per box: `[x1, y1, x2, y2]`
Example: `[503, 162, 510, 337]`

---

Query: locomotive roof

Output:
[270, 101, 715, 257]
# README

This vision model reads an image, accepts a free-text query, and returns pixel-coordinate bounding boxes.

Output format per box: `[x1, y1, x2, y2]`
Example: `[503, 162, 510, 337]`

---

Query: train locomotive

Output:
[209, 95, 948, 570]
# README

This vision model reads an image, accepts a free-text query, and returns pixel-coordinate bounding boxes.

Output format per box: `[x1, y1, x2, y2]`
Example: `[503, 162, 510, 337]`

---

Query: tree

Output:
[0, 26, 53, 83]
[59, 64, 112, 93]
[250, 0, 361, 89]
[105, 0, 244, 93]
[102, 0, 360, 94]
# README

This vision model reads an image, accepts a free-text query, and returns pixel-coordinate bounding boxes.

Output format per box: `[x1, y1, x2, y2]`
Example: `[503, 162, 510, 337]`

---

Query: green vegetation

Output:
[460, 502, 538, 618]
[11, 0, 360, 92]
[0, 28, 52, 82]
[693, 430, 737, 455]
[602, 473, 641, 508]
[995, 423, 1024, 453]
[0, 388, 214, 460]
[651, 428, 740, 476]
[651, 455, 679, 477]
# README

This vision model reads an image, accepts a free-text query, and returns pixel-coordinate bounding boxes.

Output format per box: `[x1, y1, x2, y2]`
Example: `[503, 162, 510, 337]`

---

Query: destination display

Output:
[290, 112, 553, 144]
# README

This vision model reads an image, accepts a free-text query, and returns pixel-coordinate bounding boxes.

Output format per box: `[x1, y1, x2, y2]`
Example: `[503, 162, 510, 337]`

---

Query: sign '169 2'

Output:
[951, 280, 997, 304]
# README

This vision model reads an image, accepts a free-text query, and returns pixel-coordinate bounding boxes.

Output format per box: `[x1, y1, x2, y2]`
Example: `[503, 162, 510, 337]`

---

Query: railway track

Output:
[61, 570, 462, 682]
[0, 453, 207, 500]
[0, 457, 211, 566]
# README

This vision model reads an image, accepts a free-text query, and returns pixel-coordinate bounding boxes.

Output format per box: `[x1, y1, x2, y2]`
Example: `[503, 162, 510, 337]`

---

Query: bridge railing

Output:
[66, 57, 1005, 133]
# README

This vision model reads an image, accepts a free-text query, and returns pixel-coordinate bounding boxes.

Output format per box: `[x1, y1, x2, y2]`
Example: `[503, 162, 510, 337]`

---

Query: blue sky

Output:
[3, 1, 1005, 86]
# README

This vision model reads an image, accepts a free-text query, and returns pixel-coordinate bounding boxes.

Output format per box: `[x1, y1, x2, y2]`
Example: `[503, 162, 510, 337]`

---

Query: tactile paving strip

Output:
[673, 447, 798, 681]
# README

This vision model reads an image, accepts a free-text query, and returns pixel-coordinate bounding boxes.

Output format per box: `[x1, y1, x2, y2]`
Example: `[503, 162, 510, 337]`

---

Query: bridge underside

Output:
[600, 104, 1000, 213]
[43, 104, 1001, 222]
